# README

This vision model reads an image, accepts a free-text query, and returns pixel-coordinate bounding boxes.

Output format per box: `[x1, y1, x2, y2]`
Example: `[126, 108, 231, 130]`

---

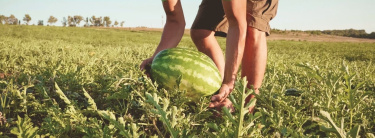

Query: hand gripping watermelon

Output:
[150, 48, 222, 99]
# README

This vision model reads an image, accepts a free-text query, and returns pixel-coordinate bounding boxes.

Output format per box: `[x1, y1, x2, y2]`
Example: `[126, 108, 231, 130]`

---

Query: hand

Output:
[140, 57, 153, 77]
[209, 98, 234, 117]
[210, 84, 233, 104]
[208, 84, 235, 116]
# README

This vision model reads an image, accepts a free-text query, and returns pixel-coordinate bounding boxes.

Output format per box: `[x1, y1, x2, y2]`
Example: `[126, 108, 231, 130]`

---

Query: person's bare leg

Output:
[191, 29, 225, 78]
[242, 27, 267, 113]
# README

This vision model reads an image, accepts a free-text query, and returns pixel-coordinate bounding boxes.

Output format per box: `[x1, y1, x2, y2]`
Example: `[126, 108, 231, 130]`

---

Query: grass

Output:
[0, 25, 374, 137]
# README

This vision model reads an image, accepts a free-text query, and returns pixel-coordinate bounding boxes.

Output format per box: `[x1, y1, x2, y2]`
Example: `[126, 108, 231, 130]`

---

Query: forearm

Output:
[152, 0, 185, 58]
[222, 0, 247, 89]
[223, 25, 246, 88]
[152, 19, 185, 58]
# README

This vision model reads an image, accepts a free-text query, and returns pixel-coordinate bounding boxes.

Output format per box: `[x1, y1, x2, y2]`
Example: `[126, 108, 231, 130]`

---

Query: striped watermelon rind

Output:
[150, 48, 222, 99]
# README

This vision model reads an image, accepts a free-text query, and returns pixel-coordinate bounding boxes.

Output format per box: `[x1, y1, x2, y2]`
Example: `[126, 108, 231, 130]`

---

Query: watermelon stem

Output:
[224, 77, 259, 137]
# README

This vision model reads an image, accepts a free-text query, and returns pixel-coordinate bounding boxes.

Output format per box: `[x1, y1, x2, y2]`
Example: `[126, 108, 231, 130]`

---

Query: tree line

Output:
[320, 29, 375, 39]
[272, 28, 375, 39]
[0, 14, 125, 27]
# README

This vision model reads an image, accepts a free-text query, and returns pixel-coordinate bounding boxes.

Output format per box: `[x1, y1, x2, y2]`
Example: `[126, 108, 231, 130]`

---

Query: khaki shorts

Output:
[191, 0, 279, 36]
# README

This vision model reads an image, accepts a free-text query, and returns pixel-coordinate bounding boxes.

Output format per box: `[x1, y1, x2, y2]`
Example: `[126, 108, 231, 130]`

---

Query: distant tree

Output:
[66, 15, 82, 27]
[67, 16, 74, 26]
[120, 21, 125, 27]
[84, 17, 89, 27]
[90, 16, 104, 27]
[7, 14, 18, 25]
[103, 16, 111, 27]
[23, 14, 32, 25]
[114, 21, 119, 27]
[369, 32, 375, 39]
[38, 20, 43, 26]
[74, 15, 83, 26]
[89, 16, 96, 26]
[318, 29, 375, 39]
[322, 29, 369, 38]
[62, 17, 67, 27]
[305, 30, 321, 35]
[47, 16, 58, 25]
[0, 15, 6, 24]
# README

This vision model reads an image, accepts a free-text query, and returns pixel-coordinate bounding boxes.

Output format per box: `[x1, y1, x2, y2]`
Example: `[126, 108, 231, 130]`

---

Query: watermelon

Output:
[150, 48, 222, 99]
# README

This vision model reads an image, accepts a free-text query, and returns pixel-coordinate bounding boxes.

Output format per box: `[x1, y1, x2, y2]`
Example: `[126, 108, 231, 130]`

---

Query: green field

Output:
[0, 25, 374, 137]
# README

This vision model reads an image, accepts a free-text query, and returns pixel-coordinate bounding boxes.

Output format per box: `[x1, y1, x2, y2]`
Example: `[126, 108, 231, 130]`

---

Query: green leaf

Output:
[10, 115, 40, 138]
[319, 110, 346, 138]
[145, 92, 179, 138]
[207, 122, 220, 131]
[55, 83, 76, 114]
[54, 82, 71, 105]
[222, 106, 236, 124]
[366, 133, 375, 138]
[98, 110, 133, 138]
[83, 88, 97, 111]
[228, 94, 239, 109]
[347, 125, 360, 138]
[244, 98, 256, 116]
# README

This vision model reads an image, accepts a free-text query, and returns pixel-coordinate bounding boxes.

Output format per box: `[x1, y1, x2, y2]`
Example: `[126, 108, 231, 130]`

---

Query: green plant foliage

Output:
[0, 25, 374, 137]
[10, 115, 40, 138]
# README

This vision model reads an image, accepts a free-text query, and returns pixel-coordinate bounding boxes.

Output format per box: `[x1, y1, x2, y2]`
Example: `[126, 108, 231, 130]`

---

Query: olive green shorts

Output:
[191, 0, 279, 36]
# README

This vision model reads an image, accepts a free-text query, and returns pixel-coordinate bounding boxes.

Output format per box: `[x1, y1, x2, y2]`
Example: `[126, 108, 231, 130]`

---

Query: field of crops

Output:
[0, 25, 374, 137]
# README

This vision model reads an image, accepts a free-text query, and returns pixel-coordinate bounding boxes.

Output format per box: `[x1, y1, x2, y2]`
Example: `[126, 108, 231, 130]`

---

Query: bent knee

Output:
[246, 26, 266, 42]
[190, 29, 212, 41]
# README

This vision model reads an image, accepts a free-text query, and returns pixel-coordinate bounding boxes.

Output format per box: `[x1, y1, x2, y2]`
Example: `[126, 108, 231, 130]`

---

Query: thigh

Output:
[191, 0, 228, 36]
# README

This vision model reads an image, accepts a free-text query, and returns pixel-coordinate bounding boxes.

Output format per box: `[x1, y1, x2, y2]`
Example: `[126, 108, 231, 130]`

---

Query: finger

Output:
[212, 99, 231, 112]
[211, 89, 227, 102]
[208, 102, 214, 108]
[209, 98, 231, 109]
[210, 95, 220, 102]
[223, 99, 235, 113]
[221, 99, 233, 108]
[221, 90, 230, 102]
[208, 101, 221, 108]
[140, 59, 152, 71]
[140, 61, 146, 71]
[215, 102, 229, 112]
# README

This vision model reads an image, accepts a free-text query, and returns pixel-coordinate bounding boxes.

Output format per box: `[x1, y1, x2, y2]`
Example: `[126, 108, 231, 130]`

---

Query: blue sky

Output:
[1, 0, 375, 33]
